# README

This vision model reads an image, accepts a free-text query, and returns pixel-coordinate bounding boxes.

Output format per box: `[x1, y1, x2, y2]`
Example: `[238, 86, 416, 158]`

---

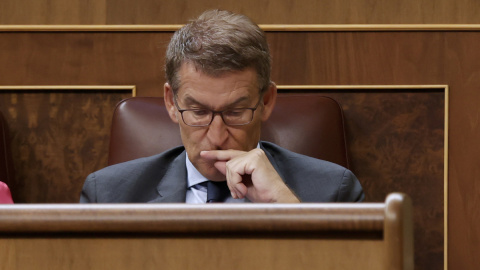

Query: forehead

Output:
[175, 63, 259, 103]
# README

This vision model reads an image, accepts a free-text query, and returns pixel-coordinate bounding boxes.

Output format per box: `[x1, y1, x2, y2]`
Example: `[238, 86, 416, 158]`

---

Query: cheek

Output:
[248, 119, 263, 143]
[179, 126, 207, 151]
[231, 123, 262, 149]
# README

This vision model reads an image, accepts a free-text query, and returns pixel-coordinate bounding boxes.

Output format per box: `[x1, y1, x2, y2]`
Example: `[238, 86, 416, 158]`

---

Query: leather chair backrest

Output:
[108, 94, 350, 168]
[0, 111, 15, 198]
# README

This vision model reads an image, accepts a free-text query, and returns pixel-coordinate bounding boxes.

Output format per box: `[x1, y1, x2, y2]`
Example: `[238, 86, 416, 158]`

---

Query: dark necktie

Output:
[207, 181, 230, 203]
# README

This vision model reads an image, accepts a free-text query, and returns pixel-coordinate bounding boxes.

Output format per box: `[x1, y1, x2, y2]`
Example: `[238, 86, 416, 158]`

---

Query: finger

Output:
[228, 179, 247, 199]
[212, 161, 244, 198]
[225, 162, 248, 199]
[232, 182, 247, 199]
[233, 175, 250, 199]
[200, 149, 245, 161]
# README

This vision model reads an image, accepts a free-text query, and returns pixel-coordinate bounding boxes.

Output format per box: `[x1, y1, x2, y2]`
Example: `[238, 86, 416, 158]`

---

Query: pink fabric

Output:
[0, 181, 13, 204]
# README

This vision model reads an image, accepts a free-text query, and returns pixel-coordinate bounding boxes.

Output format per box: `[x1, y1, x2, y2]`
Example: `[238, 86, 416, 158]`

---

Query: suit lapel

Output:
[148, 151, 188, 203]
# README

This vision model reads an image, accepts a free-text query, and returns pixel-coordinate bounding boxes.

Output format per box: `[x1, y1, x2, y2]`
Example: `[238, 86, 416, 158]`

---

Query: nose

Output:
[207, 113, 229, 147]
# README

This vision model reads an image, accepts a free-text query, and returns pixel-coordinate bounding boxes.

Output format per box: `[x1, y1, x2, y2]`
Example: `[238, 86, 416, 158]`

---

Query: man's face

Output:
[164, 63, 276, 181]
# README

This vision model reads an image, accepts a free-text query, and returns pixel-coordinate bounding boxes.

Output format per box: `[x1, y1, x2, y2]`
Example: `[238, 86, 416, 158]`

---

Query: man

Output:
[80, 10, 364, 203]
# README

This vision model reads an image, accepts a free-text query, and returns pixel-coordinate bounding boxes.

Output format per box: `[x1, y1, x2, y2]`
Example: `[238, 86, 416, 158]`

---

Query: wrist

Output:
[270, 183, 301, 203]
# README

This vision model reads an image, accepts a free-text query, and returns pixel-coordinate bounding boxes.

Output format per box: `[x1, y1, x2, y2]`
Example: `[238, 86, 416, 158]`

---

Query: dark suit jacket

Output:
[80, 141, 364, 203]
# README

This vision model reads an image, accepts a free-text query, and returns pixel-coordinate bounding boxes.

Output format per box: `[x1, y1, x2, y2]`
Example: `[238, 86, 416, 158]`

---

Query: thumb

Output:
[214, 161, 227, 175]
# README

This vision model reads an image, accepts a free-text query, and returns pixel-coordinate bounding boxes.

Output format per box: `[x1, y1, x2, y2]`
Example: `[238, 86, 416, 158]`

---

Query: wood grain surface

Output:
[1, 0, 480, 24]
[0, 89, 132, 203]
[0, 203, 385, 233]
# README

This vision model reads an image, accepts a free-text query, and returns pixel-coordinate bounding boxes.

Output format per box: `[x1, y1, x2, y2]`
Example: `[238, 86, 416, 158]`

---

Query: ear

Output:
[164, 83, 179, 123]
[260, 82, 277, 122]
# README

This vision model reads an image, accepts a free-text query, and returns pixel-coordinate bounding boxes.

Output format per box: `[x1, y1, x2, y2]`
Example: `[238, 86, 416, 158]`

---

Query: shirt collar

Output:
[186, 153, 209, 188]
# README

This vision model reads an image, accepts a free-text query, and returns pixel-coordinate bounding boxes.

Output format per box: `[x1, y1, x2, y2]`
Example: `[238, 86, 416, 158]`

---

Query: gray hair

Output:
[165, 10, 271, 94]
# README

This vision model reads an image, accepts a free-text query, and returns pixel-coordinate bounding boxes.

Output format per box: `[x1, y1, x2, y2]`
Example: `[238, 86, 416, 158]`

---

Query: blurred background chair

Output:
[0, 111, 15, 204]
[108, 94, 350, 169]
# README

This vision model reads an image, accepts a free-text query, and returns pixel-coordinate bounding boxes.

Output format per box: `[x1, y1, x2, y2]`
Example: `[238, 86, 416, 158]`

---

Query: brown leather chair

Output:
[108, 94, 350, 169]
[0, 111, 15, 203]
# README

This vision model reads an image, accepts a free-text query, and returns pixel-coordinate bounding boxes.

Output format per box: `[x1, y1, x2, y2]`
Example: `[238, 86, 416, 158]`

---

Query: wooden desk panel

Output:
[0, 238, 384, 270]
[0, 88, 133, 203]
[0, 194, 412, 270]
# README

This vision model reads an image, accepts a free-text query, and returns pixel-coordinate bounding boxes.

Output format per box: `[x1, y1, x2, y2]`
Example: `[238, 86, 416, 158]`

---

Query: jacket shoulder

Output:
[81, 146, 185, 202]
[260, 141, 364, 202]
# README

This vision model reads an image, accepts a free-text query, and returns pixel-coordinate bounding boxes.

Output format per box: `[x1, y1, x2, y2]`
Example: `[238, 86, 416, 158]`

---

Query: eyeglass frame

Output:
[173, 96, 263, 127]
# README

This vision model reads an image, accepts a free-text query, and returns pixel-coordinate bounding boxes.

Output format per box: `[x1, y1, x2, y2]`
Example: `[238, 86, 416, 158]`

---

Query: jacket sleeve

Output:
[337, 169, 365, 202]
[79, 172, 97, 203]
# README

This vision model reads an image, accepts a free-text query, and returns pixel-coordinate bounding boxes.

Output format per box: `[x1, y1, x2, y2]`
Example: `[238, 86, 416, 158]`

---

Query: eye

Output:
[224, 109, 244, 117]
[191, 109, 210, 116]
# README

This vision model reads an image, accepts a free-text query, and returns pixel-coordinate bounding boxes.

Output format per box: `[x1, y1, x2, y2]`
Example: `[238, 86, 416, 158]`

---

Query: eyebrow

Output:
[181, 96, 251, 109]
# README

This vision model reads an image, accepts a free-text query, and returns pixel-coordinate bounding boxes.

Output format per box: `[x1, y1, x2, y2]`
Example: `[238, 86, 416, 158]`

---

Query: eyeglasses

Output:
[174, 97, 262, 127]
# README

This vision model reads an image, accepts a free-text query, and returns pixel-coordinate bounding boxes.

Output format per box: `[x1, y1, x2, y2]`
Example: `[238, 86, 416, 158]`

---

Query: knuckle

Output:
[251, 148, 265, 158]
[225, 159, 235, 168]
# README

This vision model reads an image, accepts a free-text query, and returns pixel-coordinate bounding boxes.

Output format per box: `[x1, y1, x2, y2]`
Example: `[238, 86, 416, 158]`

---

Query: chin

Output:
[201, 169, 226, 181]
[208, 173, 227, 182]
[197, 167, 224, 181]
[195, 161, 224, 181]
